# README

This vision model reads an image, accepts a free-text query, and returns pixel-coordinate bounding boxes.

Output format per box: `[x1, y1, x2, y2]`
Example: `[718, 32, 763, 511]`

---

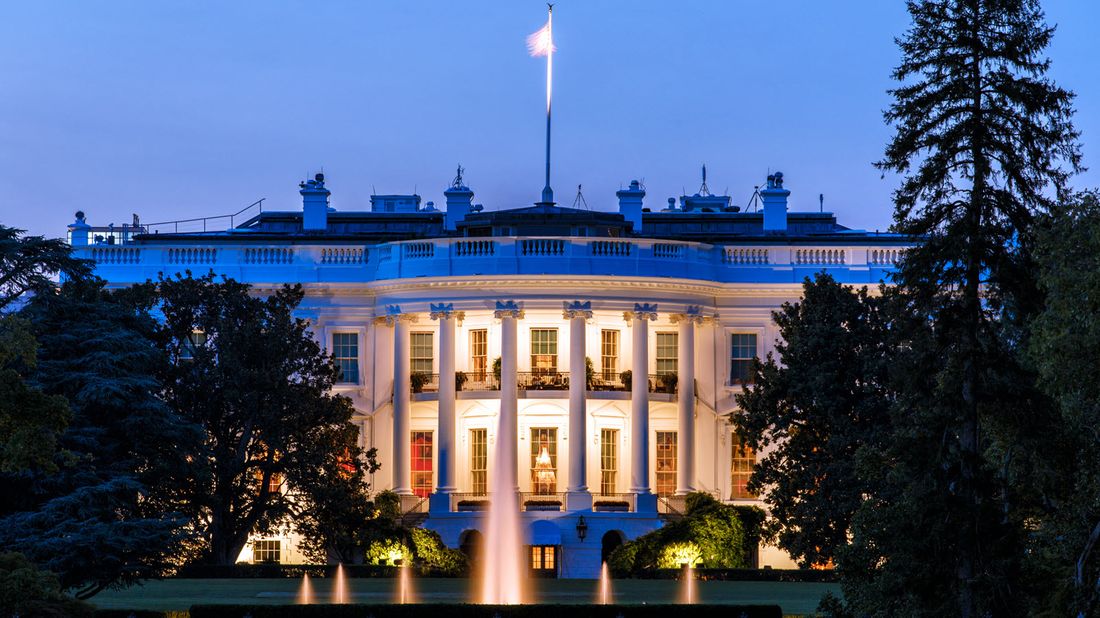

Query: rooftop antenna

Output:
[452, 164, 465, 188]
[819, 193, 824, 213]
[572, 184, 589, 210]
[747, 186, 762, 212]
[698, 164, 711, 196]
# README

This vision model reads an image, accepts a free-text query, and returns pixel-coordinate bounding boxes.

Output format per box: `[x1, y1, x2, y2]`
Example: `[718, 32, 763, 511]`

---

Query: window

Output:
[600, 429, 618, 495]
[656, 332, 678, 375]
[530, 427, 557, 494]
[252, 539, 281, 564]
[530, 329, 558, 374]
[731, 432, 756, 499]
[470, 428, 488, 496]
[730, 333, 758, 385]
[470, 329, 488, 379]
[656, 431, 677, 497]
[410, 332, 434, 374]
[529, 545, 557, 573]
[267, 472, 283, 495]
[411, 431, 433, 498]
[179, 331, 207, 361]
[332, 333, 359, 384]
[600, 330, 619, 381]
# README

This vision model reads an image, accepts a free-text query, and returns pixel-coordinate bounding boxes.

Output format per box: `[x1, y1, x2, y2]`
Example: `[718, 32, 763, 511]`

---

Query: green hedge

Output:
[190, 605, 781, 618]
[93, 611, 187, 618]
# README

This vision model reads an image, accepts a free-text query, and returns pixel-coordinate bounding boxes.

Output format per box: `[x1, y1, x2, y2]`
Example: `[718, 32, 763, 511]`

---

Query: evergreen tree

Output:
[867, 0, 1081, 615]
[0, 224, 90, 309]
[152, 273, 362, 565]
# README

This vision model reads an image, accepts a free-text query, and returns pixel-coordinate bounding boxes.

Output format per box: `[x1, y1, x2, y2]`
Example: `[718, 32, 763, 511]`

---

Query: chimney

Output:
[300, 173, 331, 231]
[761, 171, 790, 233]
[616, 180, 645, 231]
[444, 166, 473, 231]
[68, 211, 91, 246]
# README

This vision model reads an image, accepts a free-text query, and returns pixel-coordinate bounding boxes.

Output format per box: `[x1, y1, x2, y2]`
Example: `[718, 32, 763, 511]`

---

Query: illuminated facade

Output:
[69, 170, 906, 577]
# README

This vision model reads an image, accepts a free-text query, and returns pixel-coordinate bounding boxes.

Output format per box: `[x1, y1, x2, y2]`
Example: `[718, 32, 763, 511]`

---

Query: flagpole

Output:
[540, 4, 554, 205]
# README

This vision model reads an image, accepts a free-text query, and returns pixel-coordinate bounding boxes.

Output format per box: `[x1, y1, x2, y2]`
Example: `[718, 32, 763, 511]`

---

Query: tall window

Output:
[730, 333, 758, 385]
[656, 431, 677, 497]
[252, 539, 281, 564]
[656, 332, 678, 375]
[332, 333, 359, 384]
[470, 428, 488, 496]
[411, 431, 433, 498]
[530, 329, 558, 374]
[600, 429, 619, 495]
[470, 329, 488, 379]
[731, 432, 756, 499]
[600, 330, 619, 381]
[530, 427, 558, 494]
[410, 332, 434, 374]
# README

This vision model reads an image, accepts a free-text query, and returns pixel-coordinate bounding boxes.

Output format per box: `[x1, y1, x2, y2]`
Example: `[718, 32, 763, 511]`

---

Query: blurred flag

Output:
[527, 17, 554, 57]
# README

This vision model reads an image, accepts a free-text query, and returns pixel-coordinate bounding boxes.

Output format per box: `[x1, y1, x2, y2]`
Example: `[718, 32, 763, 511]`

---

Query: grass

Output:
[92, 578, 839, 616]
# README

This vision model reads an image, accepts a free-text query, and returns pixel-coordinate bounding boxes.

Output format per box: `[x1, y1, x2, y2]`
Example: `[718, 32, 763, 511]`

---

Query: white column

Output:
[430, 304, 460, 512]
[629, 303, 658, 511]
[564, 301, 593, 510]
[391, 310, 412, 495]
[495, 301, 523, 492]
[676, 309, 700, 495]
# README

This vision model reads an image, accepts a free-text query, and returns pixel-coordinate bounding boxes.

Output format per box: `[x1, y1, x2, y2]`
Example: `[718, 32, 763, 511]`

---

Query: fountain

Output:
[333, 563, 349, 604]
[680, 562, 696, 604]
[395, 562, 416, 604]
[297, 572, 314, 605]
[598, 562, 613, 605]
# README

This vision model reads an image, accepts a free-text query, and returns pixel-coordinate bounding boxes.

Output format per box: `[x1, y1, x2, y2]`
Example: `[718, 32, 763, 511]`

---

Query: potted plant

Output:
[620, 369, 632, 391]
[455, 370, 468, 392]
[523, 498, 563, 511]
[410, 372, 429, 393]
[585, 356, 595, 389]
[457, 499, 490, 512]
[593, 500, 630, 512]
[492, 357, 502, 382]
[659, 373, 678, 394]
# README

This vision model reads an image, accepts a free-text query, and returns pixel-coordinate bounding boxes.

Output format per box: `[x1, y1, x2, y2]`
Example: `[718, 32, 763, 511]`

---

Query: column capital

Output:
[494, 300, 525, 320]
[669, 305, 711, 325]
[429, 302, 465, 322]
[374, 304, 418, 326]
[623, 302, 658, 323]
[562, 300, 593, 320]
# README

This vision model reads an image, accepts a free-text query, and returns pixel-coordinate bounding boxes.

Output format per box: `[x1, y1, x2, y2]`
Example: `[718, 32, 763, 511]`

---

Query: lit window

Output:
[410, 332, 434, 374]
[411, 431, 433, 498]
[530, 545, 557, 572]
[332, 333, 359, 385]
[530, 329, 558, 374]
[470, 428, 487, 496]
[730, 333, 758, 385]
[656, 332, 678, 375]
[179, 331, 207, 361]
[252, 539, 281, 564]
[470, 329, 488, 380]
[600, 429, 618, 495]
[600, 330, 619, 381]
[731, 432, 756, 499]
[530, 427, 557, 494]
[656, 431, 677, 497]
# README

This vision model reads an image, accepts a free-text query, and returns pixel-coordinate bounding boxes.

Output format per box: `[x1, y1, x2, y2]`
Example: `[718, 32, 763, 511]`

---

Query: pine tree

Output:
[872, 1, 1081, 615]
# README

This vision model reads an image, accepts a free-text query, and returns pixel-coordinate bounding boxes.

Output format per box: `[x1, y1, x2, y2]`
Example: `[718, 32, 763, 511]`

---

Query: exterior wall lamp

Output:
[576, 515, 588, 541]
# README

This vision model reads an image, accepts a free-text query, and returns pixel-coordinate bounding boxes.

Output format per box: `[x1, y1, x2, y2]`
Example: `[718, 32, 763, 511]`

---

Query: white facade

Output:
[70, 172, 906, 577]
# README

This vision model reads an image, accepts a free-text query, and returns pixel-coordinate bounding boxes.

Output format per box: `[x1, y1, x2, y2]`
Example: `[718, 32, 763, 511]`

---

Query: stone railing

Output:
[76, 236, 908, 286]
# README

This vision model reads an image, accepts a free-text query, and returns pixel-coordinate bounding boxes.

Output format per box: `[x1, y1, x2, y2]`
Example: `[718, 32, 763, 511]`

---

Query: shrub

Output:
[0, 552, 92, 617]
[619, 369, 632, 391]
[454, 371, 468, 391]
[190, 604, 782, 618]
[410, 372, 430, 393]
[410, 527, 467, 576]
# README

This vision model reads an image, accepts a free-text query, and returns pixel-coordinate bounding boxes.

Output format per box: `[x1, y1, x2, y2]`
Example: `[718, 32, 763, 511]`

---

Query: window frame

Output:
[411, 430, 434, 498]
[470, 329, 488, 380]
[529, 328, 559, 375]
[600, 329, 619, 382]
[655, 430, 677, 497]
[331, 331, 361, 385]
[655, 332, 678, 376]
[529, 427, 558, 494]
[724, 326, 765, 387]
[729, 332, 759, 386]
[600, 428, 619, 495]
[730, 431, 757, 500]
[410, 331, 434, 375]
[469, 427, 488, 496]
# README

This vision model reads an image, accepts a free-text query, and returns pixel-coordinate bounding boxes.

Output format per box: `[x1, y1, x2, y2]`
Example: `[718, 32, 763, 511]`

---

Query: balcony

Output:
[448, 491, 639, 513]
[409, 371, 677, 401]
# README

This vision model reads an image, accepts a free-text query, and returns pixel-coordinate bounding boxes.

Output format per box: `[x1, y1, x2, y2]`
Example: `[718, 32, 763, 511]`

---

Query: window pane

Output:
[600, 429, 618, 495]
[410, 332, 434, 374]
[411, 431, 433, 498]
[470, 329, 488, 379]
[731, 432, 756, 499]
[730, 333, 758, 385]
[656, 333, 678, 375]
[332, 333, 359, 384]
[656, 431, 677, 497]
[600, 330, 619, 381]
[253, 540, 281, 564]
[530, 427, 557, 494]
[530, 329, 558, 374]
[470, 428, 487, 496]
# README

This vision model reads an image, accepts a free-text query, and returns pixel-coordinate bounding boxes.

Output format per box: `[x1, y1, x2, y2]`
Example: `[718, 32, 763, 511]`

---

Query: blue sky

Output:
[1, 1, 1097, 237]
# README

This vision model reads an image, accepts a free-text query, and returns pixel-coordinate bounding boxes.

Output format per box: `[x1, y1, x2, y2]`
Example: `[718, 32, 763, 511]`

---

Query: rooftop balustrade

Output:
[76, 236, 908, 286]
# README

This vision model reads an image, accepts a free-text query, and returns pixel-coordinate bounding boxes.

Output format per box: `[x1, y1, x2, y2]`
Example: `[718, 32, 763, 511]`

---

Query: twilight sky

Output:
[1, 1, 1097, 238]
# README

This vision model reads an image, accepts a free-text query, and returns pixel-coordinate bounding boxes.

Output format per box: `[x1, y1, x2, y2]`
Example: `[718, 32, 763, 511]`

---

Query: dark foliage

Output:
[189, 604, 782, 618]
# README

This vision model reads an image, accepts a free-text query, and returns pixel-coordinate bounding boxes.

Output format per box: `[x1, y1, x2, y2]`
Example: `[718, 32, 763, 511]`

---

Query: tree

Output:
[0, 279, 202, 598]
[734, 274, 896, 568]
[294, 447, 381, 564]
[0, 316, 69, 476]
[1029, 190, 1100, 617]
[0, 224, 90, 310]
[867, 1, 1081, 615]
[153, 273, 362, 565]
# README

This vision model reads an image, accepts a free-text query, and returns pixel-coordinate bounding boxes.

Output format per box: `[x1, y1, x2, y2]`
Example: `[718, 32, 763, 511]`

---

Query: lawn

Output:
[92, 578, 839, 616]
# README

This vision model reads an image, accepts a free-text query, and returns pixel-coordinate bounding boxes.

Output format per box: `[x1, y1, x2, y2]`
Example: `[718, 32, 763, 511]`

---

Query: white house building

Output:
[67, 169, 906, 577]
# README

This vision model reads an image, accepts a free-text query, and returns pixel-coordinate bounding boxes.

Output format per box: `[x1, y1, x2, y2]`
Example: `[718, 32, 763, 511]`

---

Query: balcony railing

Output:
[410, 371, 679, 394]
[592, 493, 637, 512]
[648, 373, 678, 394]
[518, 371, 569, 390]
